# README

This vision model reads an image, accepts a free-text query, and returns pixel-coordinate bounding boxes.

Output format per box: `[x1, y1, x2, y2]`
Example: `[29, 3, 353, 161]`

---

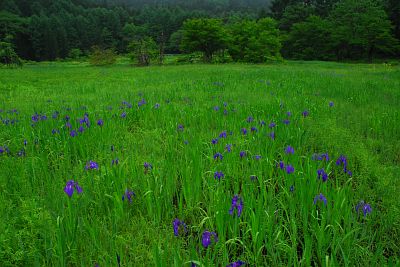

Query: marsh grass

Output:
[0, 62, 399, 266]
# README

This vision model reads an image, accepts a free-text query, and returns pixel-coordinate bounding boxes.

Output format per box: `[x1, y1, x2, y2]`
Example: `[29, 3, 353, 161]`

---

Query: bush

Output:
[68, 48, 83, 60]
[89, 46, 116, 66]
[0, 41, 23, 67]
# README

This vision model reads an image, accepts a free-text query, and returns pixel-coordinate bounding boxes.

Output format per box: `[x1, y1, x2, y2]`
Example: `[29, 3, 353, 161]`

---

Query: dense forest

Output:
[0, 0, 399, 63]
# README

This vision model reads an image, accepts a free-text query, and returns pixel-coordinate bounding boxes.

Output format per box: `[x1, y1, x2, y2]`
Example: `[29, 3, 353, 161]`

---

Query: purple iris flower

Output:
[313, 193, 327, 205]
[269, 122, 276, 128]
[70, 130, 77, 137]
[144, 162, 152, 171]
[285, 164, 294, 174]
[78, 126, 85, 133]
[85, 161, 99, 170]
[202, 231, 218, 248]
[287, 111, 292, 117]
[65, 122, 72, 129]
[250, 175, 257, 181]
[317, 169, 328, 182]
[269, 131, 275, 140]
[355, 201, 372, 217]
[229, 195, 244, 217]
[214, 171, 224, 180]
[227, 261, 246, 267]
[178, 124, 184, 131]
[219, 131, 227, 138]
[336, 155, 350, 174]
[260, 120, 266, 126]
[302, 110, 309, 117]
[97, 119, 104, 127]
[212, 138, 218, 145]
[239, 151, 246, 158]
[247, 116, 254, 123]
[279, 161, 285, 170]
[121, 112, 127, 118]
[251, 127, 258, 132]
[225, 144, 232, 152]
[154, 103, 160, 109]
[122, 189, 135, 203]
[241, 128, 248, 135]
[214, 106, 220, 111]
[285, 146, 294, 154]
[254, 155, 262, 160]
[283, 119, 290, 125]
[172, 218, 187, 236]
[31, 114, 39, 122]
[52, 129, 59, 135]
[138, 98, 146, 107]
[214, 152, 223, 160]
[329, 101, 334, 107]
[64, 180, 83, 197]
[112, 158, 119, 166]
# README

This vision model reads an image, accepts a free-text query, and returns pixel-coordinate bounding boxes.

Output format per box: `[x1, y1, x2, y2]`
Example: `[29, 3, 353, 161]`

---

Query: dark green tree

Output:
[229, 18, 282, 63]
[284, 15, 333, 60]
[330, 0, 399, 60]
[279, 2, 315, 31]
[181, 18, 230, 62]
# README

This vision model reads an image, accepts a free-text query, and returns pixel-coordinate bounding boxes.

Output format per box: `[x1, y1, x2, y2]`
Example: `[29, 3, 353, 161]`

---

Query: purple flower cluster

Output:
[214, 171, 224, 180]
[214, 152, 223, 160]
[202, 231, 218, 248]
[122, 189, 135, 203]
[313, 193, 327, 206]
[229, 195, 244, 217]
[317, 169, 328, 182]
[355, 201, 372, 217]
[138, 98, 146, 107]
[336, 155, 352, 176]
[227, 261, 246, 267]
[172, 218, 187, 236]
[285, 146, 294, 154]
[279, 161, 294, 174]
[64, 180, 83, 197]
[85, 160, 99, 170]
[219, 131, 227, 138]
[144, 162, 152, 173]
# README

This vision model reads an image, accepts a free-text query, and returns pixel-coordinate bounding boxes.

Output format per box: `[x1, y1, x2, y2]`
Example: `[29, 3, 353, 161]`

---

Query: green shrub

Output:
[89, 46, 116, 66]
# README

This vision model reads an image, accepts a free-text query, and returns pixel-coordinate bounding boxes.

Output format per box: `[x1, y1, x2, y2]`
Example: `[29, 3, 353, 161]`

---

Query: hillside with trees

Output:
[0, 0, 398, 63]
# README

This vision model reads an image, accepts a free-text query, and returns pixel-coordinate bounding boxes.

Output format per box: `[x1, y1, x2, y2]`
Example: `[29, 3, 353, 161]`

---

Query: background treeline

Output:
[0, 0, 399, 64]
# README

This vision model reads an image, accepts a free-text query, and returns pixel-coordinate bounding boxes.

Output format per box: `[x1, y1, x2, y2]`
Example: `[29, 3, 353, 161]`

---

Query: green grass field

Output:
[0, 62, 399, 266]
